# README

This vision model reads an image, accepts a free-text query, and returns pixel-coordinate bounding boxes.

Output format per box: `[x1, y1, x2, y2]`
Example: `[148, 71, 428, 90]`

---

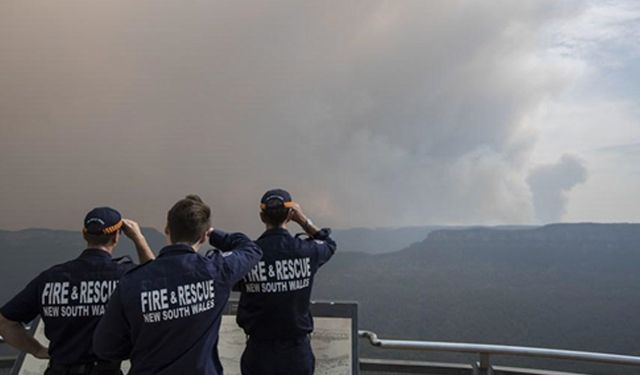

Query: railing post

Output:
[472, 353, 493, 375]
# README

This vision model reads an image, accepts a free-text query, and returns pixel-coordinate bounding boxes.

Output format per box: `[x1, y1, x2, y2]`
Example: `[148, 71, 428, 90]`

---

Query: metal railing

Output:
[0, 357, 13, 373]
[4, 331, 640, 375]
[359, 330, 640, 374]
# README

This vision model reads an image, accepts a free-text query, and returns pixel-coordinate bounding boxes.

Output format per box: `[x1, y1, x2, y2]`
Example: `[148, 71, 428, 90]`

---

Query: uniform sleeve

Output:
[0, 276, 41, 324]
[93, 287, 132, 361]
[309, 228, 337, 267]
[209, 229, 263, 285]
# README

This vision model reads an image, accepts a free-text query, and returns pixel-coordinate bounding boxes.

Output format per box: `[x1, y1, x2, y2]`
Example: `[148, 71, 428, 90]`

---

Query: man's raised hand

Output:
[122, 219, 144, 240]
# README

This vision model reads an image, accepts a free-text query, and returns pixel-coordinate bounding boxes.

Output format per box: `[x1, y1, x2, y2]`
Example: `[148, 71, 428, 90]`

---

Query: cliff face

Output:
[426, 223, 640, 244]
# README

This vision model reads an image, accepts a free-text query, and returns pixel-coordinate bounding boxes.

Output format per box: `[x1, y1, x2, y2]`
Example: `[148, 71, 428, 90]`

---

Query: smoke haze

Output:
[527, 155, 588, 223]
[1, 1, 638, 234]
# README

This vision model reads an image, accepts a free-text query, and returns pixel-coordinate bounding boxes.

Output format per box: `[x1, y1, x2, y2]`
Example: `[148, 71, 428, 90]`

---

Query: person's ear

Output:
[164, 224, 172, 243]
[111, 232, 120, 246]
[198, 230, 207, 246]
[286, 209, 293, 223]
[260, 212, 267, 224]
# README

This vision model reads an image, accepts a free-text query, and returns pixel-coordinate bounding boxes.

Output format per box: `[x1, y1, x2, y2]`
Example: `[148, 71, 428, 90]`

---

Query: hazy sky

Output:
[1, 1, 639, 235]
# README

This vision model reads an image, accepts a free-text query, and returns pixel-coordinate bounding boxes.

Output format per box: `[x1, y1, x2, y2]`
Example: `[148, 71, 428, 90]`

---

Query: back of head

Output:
[82, 207, 123, 247]
[260, 188, 293, 227]
[167, 195, 211, 244]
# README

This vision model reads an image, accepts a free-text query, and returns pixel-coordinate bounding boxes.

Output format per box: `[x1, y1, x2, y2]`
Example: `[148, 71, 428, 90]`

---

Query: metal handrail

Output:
[359, 330, 640, 368]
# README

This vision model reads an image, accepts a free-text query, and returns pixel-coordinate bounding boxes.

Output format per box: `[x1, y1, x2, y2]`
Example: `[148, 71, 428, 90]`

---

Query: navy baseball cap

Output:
[83, 207, 123, 235]
[260, 189, 295, 211]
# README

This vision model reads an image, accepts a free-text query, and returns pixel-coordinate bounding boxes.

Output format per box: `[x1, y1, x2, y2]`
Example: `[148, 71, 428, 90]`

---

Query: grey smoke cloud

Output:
[0, 1, 591, 233]
[527, 155, 588, 223]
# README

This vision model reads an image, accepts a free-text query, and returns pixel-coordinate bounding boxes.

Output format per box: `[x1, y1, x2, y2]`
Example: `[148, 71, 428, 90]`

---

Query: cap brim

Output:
[103, 220, 124, 234]
[260, 201, 296, 210]
[83, 220, 123, 235]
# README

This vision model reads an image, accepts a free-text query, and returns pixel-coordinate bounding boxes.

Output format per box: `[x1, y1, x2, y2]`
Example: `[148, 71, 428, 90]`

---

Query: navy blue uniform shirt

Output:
[93, 230, 262, 375]
[236, 228, 336, 339]
[0, 249, 135, 365]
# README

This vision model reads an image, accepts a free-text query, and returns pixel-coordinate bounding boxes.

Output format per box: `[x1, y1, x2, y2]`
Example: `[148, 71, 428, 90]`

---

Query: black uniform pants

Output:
[241, 335, 315, 375]
[44, 362, 122, 375]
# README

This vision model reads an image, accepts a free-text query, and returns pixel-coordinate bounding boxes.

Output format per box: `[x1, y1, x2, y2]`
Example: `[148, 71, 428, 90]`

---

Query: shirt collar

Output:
[80, 248, 113, 260]
[159, 243, 196, 257]
[258, 228, 292, 240]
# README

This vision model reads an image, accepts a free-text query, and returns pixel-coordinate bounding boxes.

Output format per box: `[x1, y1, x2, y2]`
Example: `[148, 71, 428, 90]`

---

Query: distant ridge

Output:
[332, 225, 540, 255]
[422, 223, 640, 247]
